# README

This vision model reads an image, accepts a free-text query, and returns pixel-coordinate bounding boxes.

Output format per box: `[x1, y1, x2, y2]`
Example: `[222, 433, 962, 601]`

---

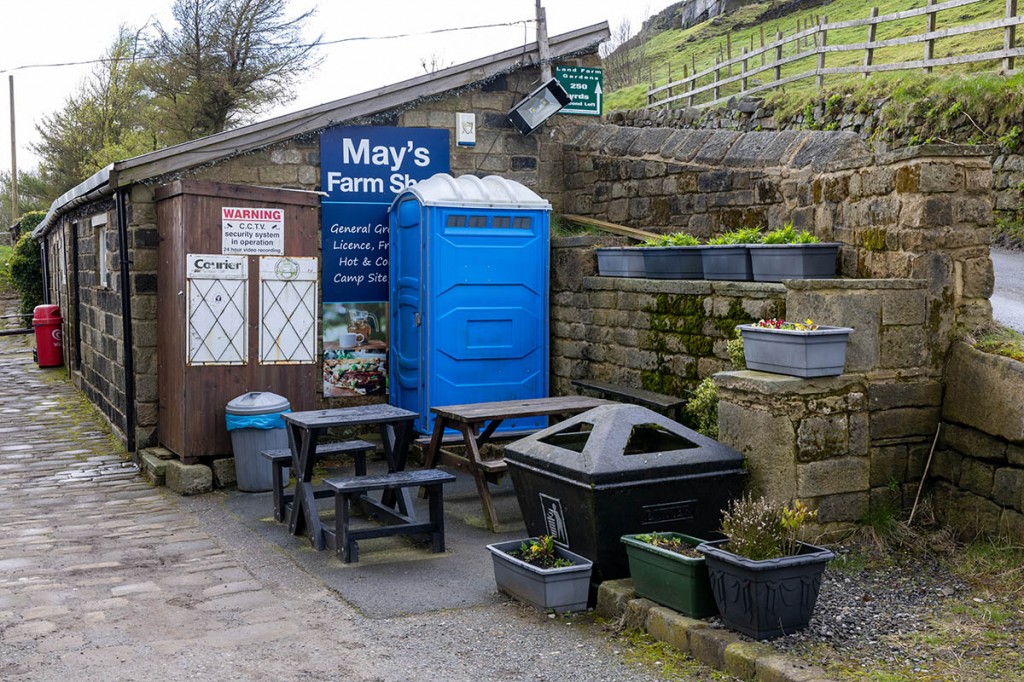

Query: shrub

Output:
[8, 212, 46, 316]
[684, 377, 718, 440]
[720, 496, 817, 560]
[761, 223, 820, 244]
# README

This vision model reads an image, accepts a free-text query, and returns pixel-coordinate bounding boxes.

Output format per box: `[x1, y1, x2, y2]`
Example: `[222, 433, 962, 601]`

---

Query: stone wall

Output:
[555, 128, 995, 526]
[613, 102, 1024, 230]
[931, 342, 1024, 541]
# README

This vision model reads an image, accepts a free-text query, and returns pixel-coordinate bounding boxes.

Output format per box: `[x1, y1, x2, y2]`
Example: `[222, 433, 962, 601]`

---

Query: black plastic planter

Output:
[697, 539, 835, 640]
[700, 245, 752, 281]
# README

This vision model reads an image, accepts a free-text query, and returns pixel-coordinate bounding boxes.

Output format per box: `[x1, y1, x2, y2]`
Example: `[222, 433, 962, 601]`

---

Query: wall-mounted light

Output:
[506, 78, 571, 135]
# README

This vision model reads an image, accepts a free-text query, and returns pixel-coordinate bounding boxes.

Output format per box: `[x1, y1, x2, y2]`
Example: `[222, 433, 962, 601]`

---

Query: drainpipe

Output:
[39, 239, 50, 305]
[115, 189, 136, 457]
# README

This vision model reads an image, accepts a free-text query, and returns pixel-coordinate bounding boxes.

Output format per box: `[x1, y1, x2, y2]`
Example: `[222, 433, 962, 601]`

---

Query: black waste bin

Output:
[504, 403, 746, 585]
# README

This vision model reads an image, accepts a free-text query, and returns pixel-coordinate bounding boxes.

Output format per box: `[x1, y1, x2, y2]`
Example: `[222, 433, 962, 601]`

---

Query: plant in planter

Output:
[748, 223, 840, 282]
[486, 536, 593, 613]
[696, 496, 834, 640]
[620, 531, 718, 618]
[701, 227, 762, 281]
[736, 318, 854, 378]
[638, 232, 703, 279]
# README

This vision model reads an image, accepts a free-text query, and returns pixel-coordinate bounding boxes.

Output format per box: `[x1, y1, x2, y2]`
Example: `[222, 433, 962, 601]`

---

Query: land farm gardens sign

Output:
[319, 126, 449, 397]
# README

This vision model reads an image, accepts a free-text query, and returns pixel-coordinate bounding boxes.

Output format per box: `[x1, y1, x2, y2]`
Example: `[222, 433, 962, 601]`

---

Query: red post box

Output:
[32, 305, 64, 368]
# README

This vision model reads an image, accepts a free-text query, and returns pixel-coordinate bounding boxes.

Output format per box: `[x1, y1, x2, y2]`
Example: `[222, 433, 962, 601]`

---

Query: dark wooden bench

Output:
[571, 379, 687, 421]
[325, 469, 456, 563]
[260, 439, 376, 522]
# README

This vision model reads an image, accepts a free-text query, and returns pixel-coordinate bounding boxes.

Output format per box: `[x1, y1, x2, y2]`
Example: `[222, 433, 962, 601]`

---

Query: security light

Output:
[507, 78, 571, 135]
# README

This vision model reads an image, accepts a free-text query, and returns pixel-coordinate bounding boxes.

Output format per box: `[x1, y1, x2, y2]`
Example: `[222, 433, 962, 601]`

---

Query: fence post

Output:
[714, 56, 721, 101]
[742, 47, 749, 93]
[817, 16, 828, 88]
[727, 33, 733, 75]
[760, 26, 766, 65]
[775, 30, 783, 82]
[925, 0, 937, 74]
[864, 7, 879, 78]
[667, 63, 673, 100]
[684, 64, 693, 107]
[1006, 0, 1019, 72]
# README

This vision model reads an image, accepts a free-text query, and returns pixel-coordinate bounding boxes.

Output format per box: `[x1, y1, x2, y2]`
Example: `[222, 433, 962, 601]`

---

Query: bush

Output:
[7, 211, 46, 316]
[684, 377, 719, 440]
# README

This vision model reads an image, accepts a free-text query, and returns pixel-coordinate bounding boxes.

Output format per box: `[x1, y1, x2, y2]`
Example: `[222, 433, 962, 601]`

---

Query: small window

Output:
[92, 213, 109, 289]
[446, 214, 467, 227]
[492, 216, 511, 228]
[513, 216, 532, 229]
[468, 215, 487, 228]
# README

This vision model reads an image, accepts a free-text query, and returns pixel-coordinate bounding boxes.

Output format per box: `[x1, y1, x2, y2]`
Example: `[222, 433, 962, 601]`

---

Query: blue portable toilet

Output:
[389, 173, 551, 434]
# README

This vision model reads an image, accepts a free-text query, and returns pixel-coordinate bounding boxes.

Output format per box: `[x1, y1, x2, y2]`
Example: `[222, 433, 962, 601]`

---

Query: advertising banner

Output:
[319, 126, 449, 397]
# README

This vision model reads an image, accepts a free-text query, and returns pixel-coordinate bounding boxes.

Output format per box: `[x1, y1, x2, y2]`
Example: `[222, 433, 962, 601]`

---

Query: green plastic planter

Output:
[621, 533, 717, 618]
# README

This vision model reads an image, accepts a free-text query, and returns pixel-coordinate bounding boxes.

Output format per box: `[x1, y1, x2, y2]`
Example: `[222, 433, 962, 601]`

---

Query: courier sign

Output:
[222, 206, 285, 255]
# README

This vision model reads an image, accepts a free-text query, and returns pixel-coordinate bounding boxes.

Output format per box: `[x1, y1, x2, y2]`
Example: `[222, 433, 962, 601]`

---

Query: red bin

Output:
[32, 304, 64, 368]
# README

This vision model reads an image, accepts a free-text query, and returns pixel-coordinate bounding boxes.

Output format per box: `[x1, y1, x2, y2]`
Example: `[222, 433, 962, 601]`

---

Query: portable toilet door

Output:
[389, 173, 551, 434]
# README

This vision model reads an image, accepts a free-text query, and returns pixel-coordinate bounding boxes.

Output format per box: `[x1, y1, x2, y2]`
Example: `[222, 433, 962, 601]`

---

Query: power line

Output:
[0, 19, 533, 76]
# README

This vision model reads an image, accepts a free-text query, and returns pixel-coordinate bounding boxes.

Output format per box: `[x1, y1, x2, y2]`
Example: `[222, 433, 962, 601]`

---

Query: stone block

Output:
[999, 509, 1024, 543]
[880, 326, 930, 369]
[688, 626, 739, 670]
[932, 449, 963, 484]
[993, 468, 1024, 511]
[211, 458, 237, 488]
[868, 381, 942, 411]
[943, 343, 1024, 442]
[596, 579, 634, 619]
[718, 402, 796, 500]
[165, 459, 213, 496]
[815, 491, 869, 522]
[961, 256, 995, 299]
[798, 457, 869, 498]
[918, 163, 963, 193]
[755, 654, 831, 682]
[140, 452, 167, 486]
[797, 415, 849, 463]
[1009, 445, 1024, 468]
[870, 406, 940, 441]
[724, 641, 775, 681]
[941, 422, 1007, 462]
[959, 458, 995, 497]
[646, 606, 705, 655]
[881, 289, 927, 326]
[870, 445, 908, 487]
[952, 492, 1001, 537]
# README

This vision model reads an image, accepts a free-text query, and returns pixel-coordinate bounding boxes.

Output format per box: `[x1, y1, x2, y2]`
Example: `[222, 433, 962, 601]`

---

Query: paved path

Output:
[0, 330, 663, 682]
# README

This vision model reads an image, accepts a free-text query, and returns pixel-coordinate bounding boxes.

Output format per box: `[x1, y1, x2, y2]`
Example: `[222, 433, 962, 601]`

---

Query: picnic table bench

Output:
[260, 439, 375, 522]
[571, 379, 687, 422]
[423, 396, 612, 532]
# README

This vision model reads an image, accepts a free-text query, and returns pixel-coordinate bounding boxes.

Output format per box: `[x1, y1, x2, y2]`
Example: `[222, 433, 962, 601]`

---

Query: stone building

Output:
[29, 23, 609, 457]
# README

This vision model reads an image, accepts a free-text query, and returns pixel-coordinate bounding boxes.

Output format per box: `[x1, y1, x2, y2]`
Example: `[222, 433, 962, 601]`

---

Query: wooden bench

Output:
[325, 469, 456, 563]
[571, 379, 687, 421]
[260, 439, 376, 522]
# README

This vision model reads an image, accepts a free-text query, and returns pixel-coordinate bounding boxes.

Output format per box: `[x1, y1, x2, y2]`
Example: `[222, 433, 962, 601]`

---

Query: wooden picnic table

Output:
[283, 404, 418, 550]
[423, 396, 612, 532]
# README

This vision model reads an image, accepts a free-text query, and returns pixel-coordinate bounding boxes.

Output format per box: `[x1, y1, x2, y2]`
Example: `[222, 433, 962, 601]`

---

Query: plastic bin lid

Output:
[225, 391, 291, 415]
[33, 304, 62, 322]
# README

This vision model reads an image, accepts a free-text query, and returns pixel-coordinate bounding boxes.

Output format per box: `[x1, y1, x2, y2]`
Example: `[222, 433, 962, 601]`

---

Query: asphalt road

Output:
[992, 248, 1024, 332]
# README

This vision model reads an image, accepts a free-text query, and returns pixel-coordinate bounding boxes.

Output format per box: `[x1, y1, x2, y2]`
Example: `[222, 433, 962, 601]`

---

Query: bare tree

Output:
[601, 12, 653, 90]
[145, 0, 324, 143]
[420, 53, 453, 74]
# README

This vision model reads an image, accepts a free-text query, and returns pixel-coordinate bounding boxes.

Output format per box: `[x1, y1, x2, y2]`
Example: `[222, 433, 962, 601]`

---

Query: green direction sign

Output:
[555, 66, 603, 116]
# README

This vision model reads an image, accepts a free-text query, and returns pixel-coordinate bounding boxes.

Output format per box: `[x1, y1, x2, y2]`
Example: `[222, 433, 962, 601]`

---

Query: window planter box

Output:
[596, 247, 645, 277]
[620, 533, 717, 618]
[736, 324, 853, 378]
[486, 539, 593, 613]
[640, 246, 703, 279]
[748, 243, 840, 282]
[696, 539, 834, 640]
[700, 245, 752, 281]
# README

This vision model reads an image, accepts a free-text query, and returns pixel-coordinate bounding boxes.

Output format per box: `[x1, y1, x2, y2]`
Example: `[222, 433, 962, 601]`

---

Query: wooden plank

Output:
[284, 404, 418, 429]
[430, 396, 612, 422]
[571, 379, 686, 410]
[561, 215, 659, 241]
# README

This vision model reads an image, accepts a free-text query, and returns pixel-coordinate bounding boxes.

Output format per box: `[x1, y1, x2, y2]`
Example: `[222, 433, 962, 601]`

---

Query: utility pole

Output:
[9, 75, 17, 221]
[536, 0, 552, 81]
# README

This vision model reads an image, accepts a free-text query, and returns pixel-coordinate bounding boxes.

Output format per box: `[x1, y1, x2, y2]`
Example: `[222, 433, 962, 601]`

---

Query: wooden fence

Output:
[647, 0, 1024, 109]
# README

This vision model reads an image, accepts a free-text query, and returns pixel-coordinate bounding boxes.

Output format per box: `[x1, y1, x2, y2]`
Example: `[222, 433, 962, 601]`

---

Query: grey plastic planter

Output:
[640, 246, 703, 279]
[700, 245, 752, 281]
[748, 243, 840, 282]
[487, 539, 593, 613]
[596, 247, 645, 277]
[697, 539, 834, 640]
[737, 324, 853, 378]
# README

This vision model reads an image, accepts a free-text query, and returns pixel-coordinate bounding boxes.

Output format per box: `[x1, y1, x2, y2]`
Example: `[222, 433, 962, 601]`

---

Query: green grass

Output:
[971, 323, 1024, 362]
[605, 0, 1018, 118]
[0, 244, 12, 288]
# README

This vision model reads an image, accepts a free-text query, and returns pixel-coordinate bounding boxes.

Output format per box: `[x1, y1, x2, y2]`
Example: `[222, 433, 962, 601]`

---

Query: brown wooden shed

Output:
[156, 180, 321, 462]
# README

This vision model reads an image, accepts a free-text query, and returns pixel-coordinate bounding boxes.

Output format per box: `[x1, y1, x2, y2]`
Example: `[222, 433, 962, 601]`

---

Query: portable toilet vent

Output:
[389, 173, 551, 434]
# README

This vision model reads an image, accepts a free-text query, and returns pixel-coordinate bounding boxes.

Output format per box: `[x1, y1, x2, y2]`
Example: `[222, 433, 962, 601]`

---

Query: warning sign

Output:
[222, 207, 284, 255]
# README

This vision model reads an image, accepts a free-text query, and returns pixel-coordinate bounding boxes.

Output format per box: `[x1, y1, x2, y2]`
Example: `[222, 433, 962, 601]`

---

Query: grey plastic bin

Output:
[226, 391, 291, 492]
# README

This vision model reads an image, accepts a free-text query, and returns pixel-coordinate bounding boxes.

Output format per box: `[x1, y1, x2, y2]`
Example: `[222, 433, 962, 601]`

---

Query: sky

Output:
[0, 0, 678, 175]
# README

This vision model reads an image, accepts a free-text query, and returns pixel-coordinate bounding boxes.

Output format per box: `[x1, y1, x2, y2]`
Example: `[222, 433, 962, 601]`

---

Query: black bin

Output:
[504, 403, 746, 584]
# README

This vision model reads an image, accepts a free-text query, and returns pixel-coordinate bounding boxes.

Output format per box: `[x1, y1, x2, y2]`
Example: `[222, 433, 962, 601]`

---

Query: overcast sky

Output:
[0, 0, 678, 176]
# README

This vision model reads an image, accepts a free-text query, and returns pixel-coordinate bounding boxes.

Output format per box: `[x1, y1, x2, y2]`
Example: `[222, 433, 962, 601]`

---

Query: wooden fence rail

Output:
[648, 0, 1022, 110]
